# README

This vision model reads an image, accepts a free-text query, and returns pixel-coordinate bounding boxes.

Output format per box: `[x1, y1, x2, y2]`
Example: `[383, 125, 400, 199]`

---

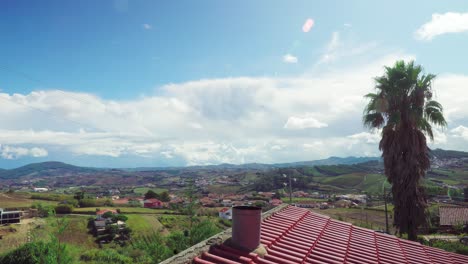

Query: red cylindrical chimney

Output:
[232, 206, 261, 251]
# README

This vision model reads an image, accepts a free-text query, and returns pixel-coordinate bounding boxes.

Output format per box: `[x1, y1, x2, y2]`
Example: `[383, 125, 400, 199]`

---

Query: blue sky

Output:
[0, 0, 467, 168]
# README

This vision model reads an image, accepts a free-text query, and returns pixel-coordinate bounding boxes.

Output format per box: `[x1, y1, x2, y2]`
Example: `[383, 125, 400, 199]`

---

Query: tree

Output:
[159, 191, 170, 202]
[144, 190, 159, 200]
[183, 178, 199, 244]
[74, 191, 85, 201]
[363, 60, 447, 241]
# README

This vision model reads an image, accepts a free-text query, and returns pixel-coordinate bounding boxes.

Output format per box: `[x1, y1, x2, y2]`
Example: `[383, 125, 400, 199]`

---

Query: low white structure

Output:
[221, 199, 232, 207]
[219, 207, 232, 220]
[33, 187, 49, 192]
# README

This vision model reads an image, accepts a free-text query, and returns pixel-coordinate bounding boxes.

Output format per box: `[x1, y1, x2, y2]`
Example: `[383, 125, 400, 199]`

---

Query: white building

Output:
[33, 188, 49, 192]
[219, 208, 232, 220]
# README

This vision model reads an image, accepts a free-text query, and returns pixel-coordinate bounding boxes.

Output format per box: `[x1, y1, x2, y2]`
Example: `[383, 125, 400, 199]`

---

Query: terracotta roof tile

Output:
[193, 206, 468, 264]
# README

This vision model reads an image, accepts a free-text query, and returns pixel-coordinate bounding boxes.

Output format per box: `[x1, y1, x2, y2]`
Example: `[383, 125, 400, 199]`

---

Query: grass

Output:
[126, 214, 164, 236]
[52, 215, 97, 249]
[133, 187, 168, 195]
[321, 173, 365, 187]
[360, 174, 388, 194]
[0, 192, 58, 208]
[0, 218, 47, 254]
[73, 207, 174, 214]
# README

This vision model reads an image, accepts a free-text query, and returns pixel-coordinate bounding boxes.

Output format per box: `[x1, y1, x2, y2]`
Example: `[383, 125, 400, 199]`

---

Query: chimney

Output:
[232, 206, 262, 251]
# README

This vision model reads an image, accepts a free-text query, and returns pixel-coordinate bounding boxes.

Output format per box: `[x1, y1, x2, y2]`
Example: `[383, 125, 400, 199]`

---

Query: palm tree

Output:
[363, 60, 446, 241]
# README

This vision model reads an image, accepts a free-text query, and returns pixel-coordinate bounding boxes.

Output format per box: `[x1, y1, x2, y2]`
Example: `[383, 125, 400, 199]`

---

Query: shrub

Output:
[79, 198, 97, 207]
[54, 204, 73, 214]
[80, 249, 133, 263]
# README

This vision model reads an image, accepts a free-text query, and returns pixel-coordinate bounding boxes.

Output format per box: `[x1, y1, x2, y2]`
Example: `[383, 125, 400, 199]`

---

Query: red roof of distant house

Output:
[219, 208, 230, 213]
[440, 206, 468, 226]
[144, 198, 162, 203]
[194, 206, 468, 264]
[96, 209, 117, 215]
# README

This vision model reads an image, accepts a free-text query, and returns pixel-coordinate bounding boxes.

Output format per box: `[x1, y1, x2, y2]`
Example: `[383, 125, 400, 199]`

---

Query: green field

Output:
[0, 193, 58, 208]
[73, 207, 174, 214]
[126, 214, 164, 236]
[133, 187, 168, 195]
[320, 173, 365, 187]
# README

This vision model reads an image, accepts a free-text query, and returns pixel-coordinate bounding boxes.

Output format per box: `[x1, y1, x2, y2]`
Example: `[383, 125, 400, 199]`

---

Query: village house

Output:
[96, 209, 117, 220]
[221, 199, 232, 207]
[144, 198, 163, 208]
[173, 205, 468, 264]
[269, 198, 283, 207]
[33, 187, 49, 192]
[0, 208, 22, 225]
[199, 197, 216, 207]
[439, 206, 468, 228]
[218, 208, 232, 220]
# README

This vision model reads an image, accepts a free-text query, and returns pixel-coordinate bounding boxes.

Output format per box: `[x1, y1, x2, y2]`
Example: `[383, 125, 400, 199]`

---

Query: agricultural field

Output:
[311, 207, 396, 234]
[72, 207, 174, 214]
[0, 192, 58, 208]
[132, 187, 168, 195]
[0, 218, 46, 254]
[126, 214, 164, 236]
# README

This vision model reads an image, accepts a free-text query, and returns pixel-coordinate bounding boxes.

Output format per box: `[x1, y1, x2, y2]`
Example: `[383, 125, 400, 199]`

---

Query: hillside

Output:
[0, 149, 466, 196]
[0, 161, 98, 179]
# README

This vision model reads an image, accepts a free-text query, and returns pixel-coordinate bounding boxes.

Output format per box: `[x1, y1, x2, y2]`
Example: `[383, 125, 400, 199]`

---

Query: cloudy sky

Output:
[0, 1, 467, 168]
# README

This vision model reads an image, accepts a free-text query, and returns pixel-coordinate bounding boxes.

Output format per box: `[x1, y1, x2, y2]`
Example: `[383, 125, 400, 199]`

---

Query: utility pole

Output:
[283, 174, 295, 204]
[289, 175, 292, 203]
[384, 186, 389, 234]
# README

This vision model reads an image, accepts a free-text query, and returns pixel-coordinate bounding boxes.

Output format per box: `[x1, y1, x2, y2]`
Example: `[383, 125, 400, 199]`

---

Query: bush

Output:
[0, 239, 72, 264]
[80, 249, 133, 263]
[54, 204, 73, 214]
[218, 218, 232, 227]
[428, 240, 468, 255]
[79, 198, 97, 207]
[31, 202, 54, 217]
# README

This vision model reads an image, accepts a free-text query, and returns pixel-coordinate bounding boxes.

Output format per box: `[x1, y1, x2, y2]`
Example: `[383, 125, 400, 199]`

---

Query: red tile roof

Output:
[96, 209, 117, 215]
[439, 206, 468, 226]
[144, 198, 162, 203]
[219, 208, 231, 213]
[193, 206, 468, 264]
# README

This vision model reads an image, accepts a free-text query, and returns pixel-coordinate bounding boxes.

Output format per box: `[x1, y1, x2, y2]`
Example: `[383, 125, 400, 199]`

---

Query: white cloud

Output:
[0, 51, 467, 166]
[415, 12, 468, 40]
[283, 54, 298, 64]
[142, 23, 152, 30]
[451, 126, 468, 141]
[319, 32, 341, 64]
[344, 23, 352, 28]
[284, 115, 328, 129]
[0, 145, 48, 160]
[347, 132, 381, 144]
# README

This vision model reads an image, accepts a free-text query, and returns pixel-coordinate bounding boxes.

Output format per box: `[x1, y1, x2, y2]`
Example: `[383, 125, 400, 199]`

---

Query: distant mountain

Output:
[1, 149, 466, 180]
[0, 161, 98, 179]
[430, 148, 468, 159]
[128, 156, 381, 171]
[272, 156, 381, 168]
